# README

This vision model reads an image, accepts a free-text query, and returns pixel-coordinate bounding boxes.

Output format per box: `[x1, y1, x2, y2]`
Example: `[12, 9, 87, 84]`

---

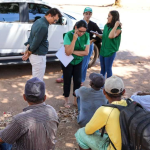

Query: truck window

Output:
[0, 3, 19, 22]
[28, 3, 50, 22]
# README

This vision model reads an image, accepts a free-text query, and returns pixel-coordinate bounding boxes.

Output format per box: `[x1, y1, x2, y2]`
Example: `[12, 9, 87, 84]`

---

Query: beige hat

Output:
[104, 75, 124, 94]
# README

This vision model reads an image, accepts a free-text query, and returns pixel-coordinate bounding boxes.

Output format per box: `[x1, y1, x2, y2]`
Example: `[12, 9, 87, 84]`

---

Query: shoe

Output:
[56, 78, 63, 83]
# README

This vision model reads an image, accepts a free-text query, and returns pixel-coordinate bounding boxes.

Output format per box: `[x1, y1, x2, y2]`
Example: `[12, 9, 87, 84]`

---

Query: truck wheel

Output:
[88, 44, 99, 68]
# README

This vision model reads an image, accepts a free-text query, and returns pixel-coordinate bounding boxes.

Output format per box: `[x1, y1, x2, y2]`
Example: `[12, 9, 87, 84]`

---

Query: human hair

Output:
[25, 95, 44, 104]
[107, 10, 121, 28]
[91, 82, 101, 90]
[76, 20, 88, 29]
[106, 91, 124, 99]
[45, 8, 62, 18]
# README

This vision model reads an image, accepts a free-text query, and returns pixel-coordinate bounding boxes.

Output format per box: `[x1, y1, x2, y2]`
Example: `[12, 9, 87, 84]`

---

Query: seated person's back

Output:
[75, 75, 127, 150]
[131, 91, 150, 111]
[0, 77, 59, 150]
[75, 73, 108, 127]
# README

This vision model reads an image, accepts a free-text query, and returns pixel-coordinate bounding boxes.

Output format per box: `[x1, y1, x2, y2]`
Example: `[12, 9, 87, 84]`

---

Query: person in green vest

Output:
[62, 20, 90, 108]
[93, 10, 122, 78]
[56, 7, 102, 84]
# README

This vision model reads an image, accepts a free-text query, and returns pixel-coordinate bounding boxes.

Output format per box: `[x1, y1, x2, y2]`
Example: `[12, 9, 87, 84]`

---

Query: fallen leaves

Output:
[57, 107, 78, 123]
[0, 112, 13, 130]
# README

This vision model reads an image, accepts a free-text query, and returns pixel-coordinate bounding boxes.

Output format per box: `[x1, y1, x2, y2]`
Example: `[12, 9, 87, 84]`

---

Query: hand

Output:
[115, 21, 121, 28]
[21, 44, 30, 55]
[73, 29, 78, 41]
[22, 50, 31, 61]
[93, 31, 99, 36]
[90, 40, 93, 45]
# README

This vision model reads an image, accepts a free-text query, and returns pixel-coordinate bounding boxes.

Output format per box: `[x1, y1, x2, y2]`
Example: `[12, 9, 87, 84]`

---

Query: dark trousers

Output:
[0, 143, 12, 150]
[61, 62, 82, 97]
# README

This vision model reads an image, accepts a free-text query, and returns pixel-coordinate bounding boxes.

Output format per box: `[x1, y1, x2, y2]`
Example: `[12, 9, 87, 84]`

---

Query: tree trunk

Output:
[115, 0, 121, 6]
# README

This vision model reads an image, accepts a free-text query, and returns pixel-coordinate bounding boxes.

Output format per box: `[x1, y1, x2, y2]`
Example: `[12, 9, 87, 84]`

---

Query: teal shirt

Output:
[25, 17, 49, 55]
[64, 30, 90, 65]
[100, 24, 121, 57]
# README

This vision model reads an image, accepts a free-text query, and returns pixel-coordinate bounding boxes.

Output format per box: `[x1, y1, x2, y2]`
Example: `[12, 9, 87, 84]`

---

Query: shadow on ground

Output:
[0, 50, 150, 149]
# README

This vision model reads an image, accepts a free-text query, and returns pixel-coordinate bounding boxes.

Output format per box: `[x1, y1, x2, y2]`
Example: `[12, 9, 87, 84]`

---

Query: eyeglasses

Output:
[53, 17, 58, 23]
[78, 30, 86, 33]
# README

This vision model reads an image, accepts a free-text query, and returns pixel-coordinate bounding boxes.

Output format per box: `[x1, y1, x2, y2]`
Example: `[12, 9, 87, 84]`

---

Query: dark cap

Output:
[25, 77, 45, 102]
[89, 73, 104, 88]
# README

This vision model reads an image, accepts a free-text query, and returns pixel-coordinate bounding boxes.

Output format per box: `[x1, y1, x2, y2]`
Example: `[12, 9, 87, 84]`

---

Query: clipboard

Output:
[56, 46, 74, 67]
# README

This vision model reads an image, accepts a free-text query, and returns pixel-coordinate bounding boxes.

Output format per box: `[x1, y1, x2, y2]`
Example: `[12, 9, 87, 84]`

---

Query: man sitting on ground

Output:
[0, 77, 59, 150]
[131, 91, 150, 111]
[75, 75, 127, 150]
[75, 73, 108, 127]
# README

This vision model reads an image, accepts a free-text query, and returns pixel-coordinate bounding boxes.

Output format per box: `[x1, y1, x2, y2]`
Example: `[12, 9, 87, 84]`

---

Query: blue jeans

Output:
[61, 43, 94, 82]
[77, 97, 80, 112]
[81, 43, 94, 82]
[100, 52, 116, 78]
[0, 143, 12, 150]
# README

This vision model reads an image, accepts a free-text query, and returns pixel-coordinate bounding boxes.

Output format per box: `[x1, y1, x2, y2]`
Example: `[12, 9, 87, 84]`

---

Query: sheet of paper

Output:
[56, 46, 74, 67]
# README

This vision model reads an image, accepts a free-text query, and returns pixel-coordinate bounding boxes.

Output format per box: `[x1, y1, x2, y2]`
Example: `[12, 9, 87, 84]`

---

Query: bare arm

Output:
[72, 45, 90, 56]
[96, 34, 102, 39]
[92, 32, 102, 39]
[90, 39, 96, 45]
[137, 92, 150, 96]
[65, 30, 78, 56]
[109, 21, 122, 39]
[65, 40, 76, 56]
[91, 30, 102, 39]
[22, 44, 32, 61]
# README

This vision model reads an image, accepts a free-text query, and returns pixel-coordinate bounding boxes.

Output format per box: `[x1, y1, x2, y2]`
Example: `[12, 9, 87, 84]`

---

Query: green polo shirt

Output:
[100, 24, 121, 57]
[64, 30, 90, 65]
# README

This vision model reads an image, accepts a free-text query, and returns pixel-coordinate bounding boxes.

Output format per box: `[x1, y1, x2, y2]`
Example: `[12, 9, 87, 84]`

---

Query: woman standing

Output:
[94, 10, 122, 78]
[62, 20, 90, 108]
[56, 7, 102, 84]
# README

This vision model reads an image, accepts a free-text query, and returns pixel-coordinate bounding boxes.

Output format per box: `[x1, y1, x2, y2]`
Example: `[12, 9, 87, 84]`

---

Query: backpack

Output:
[101, 98, 150, 150]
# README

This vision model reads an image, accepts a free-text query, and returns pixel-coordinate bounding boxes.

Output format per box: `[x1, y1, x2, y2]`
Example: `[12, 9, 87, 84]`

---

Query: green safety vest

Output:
[65, 30, 89, 65]
[100, 25, 121, 57]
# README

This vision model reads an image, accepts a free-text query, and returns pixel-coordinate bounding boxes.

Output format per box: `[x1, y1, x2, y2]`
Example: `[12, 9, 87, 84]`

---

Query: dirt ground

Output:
[0, 4, 150, 150]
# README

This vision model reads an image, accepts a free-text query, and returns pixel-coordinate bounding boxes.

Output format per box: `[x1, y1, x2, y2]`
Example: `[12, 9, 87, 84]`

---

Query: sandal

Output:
[56, 78, 63, 83]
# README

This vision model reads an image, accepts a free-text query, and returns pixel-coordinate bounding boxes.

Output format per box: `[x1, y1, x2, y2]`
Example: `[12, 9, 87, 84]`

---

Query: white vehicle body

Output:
[0, 0, 104, 65]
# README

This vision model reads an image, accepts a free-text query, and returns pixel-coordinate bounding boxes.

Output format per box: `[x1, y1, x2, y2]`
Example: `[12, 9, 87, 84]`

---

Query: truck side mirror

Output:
[58, 17, 67, 25]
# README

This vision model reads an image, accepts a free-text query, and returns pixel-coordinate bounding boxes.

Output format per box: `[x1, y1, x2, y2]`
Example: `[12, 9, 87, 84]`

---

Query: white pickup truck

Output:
[0, 0, 104, 67]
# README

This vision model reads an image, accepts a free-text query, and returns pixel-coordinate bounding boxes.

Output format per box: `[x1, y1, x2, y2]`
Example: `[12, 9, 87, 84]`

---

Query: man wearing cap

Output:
[75, 73, 108, 127]
[75, 75, 127, 150]
[0, 77, 59, 150]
